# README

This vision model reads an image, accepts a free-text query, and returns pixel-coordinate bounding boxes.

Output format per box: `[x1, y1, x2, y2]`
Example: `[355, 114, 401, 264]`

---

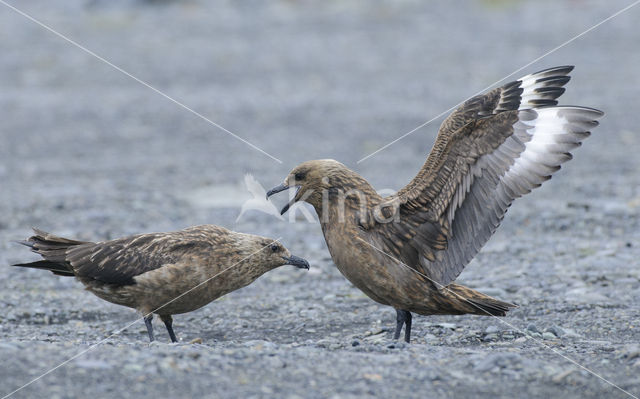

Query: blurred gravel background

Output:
[1, 1, 639, 398]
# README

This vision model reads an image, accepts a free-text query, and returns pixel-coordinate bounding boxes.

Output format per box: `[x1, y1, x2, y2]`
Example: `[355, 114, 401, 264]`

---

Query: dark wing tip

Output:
[532, 65, 574, 76]
[14, 240, 34, 248]
[535, 75, 571, 86]
[502, 80, 522, 91]
[528, 99, 558, 107]
[553, 105, 605, 119]
[534, 87, 566, 95]
[577, 106, 604, 118]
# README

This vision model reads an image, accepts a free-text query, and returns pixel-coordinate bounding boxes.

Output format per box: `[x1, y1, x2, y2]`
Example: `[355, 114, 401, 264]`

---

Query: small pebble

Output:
[485, 325, 499, 334]
[483, 333, 499, 342]
[545, 326, 564, 337]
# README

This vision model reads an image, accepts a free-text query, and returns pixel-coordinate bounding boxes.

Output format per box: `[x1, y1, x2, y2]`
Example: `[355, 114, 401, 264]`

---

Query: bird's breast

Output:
[321, 221, 404, 307]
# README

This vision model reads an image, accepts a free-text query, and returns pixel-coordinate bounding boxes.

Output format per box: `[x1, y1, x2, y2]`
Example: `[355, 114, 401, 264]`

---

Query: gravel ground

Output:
[1, 1, 639, 398]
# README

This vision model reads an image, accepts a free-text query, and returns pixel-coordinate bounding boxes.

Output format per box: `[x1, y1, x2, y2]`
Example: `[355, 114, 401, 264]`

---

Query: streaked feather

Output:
[371, 66, 603, 286]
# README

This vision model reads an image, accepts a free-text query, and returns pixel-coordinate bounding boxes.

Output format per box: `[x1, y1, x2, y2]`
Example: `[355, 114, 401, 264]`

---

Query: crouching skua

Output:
[268, 66, 603, 342]
[13, 225, 309, 342]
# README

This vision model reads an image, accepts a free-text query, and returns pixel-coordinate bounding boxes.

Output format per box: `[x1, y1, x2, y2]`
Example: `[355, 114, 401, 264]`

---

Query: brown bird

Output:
[13, 225, 309, 342]
[268, 66, 603, 342]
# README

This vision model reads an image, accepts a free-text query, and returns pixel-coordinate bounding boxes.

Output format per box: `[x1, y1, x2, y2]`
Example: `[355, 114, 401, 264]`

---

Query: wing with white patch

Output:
[434, 105, 603, 285]
[370, 66, 603, 286]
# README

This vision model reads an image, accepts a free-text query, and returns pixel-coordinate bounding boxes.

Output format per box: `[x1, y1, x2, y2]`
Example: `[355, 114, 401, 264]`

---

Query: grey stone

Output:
[545, 326, 564, 337]
[483, 333, 499, 342]
[619, 344, 640, 360]
[485, 325, 500, 334]
[473, 353, 522, 372]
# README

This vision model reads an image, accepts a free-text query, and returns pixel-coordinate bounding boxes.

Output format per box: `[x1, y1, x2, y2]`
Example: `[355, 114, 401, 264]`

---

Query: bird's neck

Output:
[312, 174, 382, 225]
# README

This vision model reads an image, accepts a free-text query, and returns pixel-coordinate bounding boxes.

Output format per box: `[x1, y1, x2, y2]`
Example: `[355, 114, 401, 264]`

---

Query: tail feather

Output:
[465, 296, 515, 317]
[12, 260, 75, 276]
[13, 228, 91, 277]
[445, 283, 517, 316]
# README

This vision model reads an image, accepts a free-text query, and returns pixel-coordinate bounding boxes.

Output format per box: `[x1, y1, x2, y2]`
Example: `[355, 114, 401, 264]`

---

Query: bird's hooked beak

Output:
[266, 183, 299, 215]
[282, 255, 310, 269]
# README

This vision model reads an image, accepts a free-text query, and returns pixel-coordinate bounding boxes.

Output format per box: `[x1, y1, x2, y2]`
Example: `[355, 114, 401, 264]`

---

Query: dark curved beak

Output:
[283, 255, 310, 269]
[266, 183, 289, 199]
[266, 183, 297, 215]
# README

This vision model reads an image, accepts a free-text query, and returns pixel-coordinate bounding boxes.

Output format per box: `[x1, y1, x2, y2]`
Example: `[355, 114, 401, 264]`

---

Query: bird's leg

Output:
[393, 310, 403, 340]
[404, 311, 412, 343]
[144, 314, 155, 342]
[160, 314, 178, 343]
[394, 309, 412, 343]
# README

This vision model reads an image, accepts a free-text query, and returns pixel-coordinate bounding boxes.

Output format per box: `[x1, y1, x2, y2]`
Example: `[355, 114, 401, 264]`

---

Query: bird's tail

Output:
[12, 228, 90, 277]
[443, 283, 517, 316]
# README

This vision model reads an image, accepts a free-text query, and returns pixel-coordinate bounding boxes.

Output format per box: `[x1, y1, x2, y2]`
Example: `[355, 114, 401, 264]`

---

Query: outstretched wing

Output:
[370, 66, 603, 286]
[66, 228, 219, 285]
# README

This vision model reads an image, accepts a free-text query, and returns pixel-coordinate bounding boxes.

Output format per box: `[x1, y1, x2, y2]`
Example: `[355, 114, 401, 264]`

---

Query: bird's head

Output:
[251, 237, 310, 270]
[266, 159, 360, 214]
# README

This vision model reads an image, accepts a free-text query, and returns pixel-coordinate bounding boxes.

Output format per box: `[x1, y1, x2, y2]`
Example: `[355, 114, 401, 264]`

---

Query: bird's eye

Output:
[270, 244, 279, 252]
[294, 172, 306, 181]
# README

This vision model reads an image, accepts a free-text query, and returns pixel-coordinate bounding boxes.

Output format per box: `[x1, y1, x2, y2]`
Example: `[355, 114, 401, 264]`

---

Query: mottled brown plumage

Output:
[13, 225, 309, 342]
[268, 66, 603, 342]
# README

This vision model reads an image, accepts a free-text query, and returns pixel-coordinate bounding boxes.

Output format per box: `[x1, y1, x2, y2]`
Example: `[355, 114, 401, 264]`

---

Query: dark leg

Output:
[144, 314, 154, 342]
[394, 309, 412, 343]
[404, 311, 412, 343]
[160, 315, 178, 343]
[393, 310, 403, 340]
